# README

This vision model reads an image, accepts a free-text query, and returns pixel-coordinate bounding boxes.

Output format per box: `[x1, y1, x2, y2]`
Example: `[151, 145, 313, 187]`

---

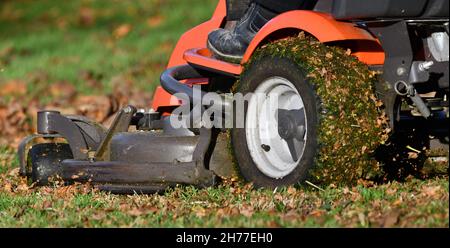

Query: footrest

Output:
[183, 48, 242, 76]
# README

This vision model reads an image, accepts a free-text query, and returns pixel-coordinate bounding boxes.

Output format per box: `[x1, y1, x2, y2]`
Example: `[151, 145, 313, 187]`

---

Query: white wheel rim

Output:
[245, 77, 307, 179]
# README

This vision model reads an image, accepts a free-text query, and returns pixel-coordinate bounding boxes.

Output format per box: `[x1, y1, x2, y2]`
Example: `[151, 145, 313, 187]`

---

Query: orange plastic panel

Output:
[352, 51, 385, 65]
[242, 10, 385, 65]
[152, 0, 226, 111]
[167, 0, 226, 68]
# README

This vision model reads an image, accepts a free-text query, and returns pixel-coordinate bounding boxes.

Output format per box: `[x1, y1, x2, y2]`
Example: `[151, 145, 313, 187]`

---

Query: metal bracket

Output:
[37, 111, 90, 159]
[370, 21, 414, 126]
[94, 106, 137, 161]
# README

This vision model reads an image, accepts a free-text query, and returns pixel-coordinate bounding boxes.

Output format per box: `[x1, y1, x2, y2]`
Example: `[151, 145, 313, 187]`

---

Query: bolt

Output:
[397, 67, 407, 76]
[124, 106, 133, 113]
[419, 61, 434, 71]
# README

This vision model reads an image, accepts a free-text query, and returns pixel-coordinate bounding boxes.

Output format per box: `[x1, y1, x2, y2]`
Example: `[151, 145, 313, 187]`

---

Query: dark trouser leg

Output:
[226, 0, 251, 21]
[208, 0, 318, 62]
[253, 0, 318, 13]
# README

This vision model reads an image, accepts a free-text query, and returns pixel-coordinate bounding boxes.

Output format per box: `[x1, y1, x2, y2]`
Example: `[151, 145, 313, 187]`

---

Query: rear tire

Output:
[231, 56, 321, 188]
[231, 36, 387, 187]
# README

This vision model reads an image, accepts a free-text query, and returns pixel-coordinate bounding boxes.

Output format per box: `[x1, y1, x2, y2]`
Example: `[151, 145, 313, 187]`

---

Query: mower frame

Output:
[19, 0, 449, 193]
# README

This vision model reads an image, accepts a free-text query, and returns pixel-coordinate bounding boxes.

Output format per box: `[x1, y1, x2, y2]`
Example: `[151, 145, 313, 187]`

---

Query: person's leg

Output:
[226, 0, 251, 21]
[254, 0, 317, 13]
[208, 0, 318, 63]
[207, 2, 277, 62]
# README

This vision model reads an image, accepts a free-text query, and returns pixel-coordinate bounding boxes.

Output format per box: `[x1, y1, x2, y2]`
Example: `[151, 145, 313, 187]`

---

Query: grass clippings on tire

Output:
[248, 34, 391, 185]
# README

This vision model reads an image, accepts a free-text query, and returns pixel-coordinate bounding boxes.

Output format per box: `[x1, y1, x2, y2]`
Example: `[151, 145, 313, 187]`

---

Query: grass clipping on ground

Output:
[250, 35, 390, 185]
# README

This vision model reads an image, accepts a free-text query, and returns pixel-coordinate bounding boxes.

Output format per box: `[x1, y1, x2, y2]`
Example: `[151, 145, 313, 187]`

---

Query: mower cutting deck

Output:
[19, 106, 232, 194]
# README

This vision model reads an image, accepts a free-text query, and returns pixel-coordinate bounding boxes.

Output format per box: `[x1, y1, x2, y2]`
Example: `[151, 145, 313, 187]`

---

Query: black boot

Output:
[207, 3, 277, 63]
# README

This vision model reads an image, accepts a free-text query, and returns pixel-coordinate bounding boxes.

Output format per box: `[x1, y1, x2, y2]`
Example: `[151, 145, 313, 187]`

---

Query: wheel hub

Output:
[245, 77, 308, 179]
[278, 114, 295, 139]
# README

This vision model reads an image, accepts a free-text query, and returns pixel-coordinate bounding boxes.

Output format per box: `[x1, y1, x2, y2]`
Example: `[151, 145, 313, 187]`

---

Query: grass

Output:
[1, 0, 217, 95]
[0, 144, 448, 227]
[0, 0, 449, 227]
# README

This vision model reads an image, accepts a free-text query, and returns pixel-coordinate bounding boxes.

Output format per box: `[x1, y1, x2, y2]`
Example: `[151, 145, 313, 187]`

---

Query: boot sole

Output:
[207, 40, 243, 64]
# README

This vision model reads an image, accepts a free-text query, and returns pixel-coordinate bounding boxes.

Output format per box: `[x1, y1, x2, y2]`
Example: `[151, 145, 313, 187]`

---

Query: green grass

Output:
[0, 0, 448, 228]
[0, 142, 449, 227]
[0, 0, 217, 95]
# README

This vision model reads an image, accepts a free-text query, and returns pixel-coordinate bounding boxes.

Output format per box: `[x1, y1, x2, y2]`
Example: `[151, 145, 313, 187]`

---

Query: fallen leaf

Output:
[42, 200, 53, 209]
[283, 211, 300, 222]
[74, 95, 112, 122]
[287, 186, 297, 194]
[16, 183, 29, 192]
[240, 206, 254, 217]
[92, 212, 106, 220]
[147, 15, 164, 28]
[0, 80, 27, 96]
[8, 168, 20, 177]
[127, 208, 144, 217]
[345, 48, 352, 56]
[48, 81, 77, 100]
[358, 213, 367, 226]
[113, 24, 132, 39]
[309, 209, 325, 217]
[382, 211, 400, 227]
[3, 182, 12, 193]
[408, 152, 419, 159]
[193, 206, 206, 217]
[78, 7, 95, 26]
[421, 186, 441, 198]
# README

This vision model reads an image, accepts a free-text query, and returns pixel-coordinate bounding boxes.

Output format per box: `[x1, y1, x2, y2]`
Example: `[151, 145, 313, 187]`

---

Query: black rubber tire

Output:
[28, 143, 73, 186]
[231, 56, 321, 188]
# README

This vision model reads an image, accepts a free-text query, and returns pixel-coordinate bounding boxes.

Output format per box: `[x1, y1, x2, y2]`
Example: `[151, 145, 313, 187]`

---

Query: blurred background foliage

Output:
[0, 0, 216, 95]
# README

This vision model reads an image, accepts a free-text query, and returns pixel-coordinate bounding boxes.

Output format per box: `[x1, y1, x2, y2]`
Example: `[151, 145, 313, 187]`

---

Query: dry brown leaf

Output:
[92, 212, 106, 220]
[8, 168, 20, 177]
[193, 206, 206, 217]
[3, 182, 12, 193]
[74, 95, 112, 122]
[240, 206, 254, 217]
[421, 186, 441, 198]
[147, 15, 164, 28]
[113, 24, 132, 39]
[128, 208, 144, 217]
[42, 200, 53, 209]
[283, 211, 300, 222]
[309, 209, 325, 217]
[287, 186, 297, 194]
[345, 48, 352, 56]
[382, 211, 400, 227]
[48, 81, 77, 100]
[0, 80, 27, 96]
[16, 182, 29, 192]
[408, 152, 419, 160]
[78, 7, 95, 26]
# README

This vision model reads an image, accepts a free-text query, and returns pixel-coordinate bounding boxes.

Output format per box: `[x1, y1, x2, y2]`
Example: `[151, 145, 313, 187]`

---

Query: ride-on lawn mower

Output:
[19, 0, 449, 194]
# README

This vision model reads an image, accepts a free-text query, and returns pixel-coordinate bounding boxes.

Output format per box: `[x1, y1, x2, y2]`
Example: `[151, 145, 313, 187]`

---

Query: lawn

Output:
[0, 0, 448, 228]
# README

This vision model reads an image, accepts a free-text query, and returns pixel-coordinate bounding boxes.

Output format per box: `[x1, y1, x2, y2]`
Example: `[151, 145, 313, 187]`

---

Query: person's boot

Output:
[207, 3, 277, 63]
